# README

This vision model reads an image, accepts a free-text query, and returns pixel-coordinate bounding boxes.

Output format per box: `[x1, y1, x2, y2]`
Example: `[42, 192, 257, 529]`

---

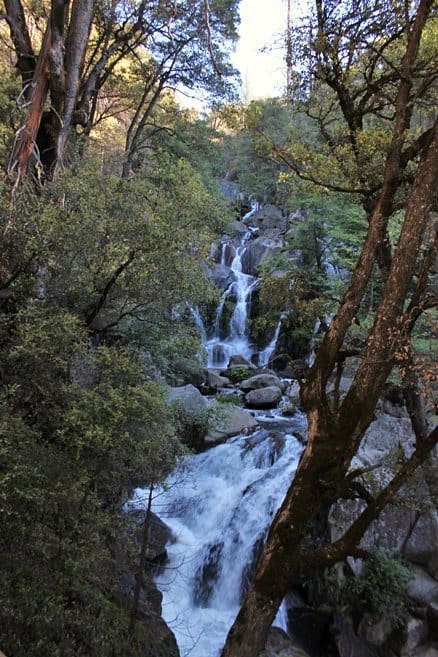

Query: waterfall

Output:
[205, 236, 259, 369]
[191, 306, 207, 344]
[258, 314, 284, 368]
[133, 411, 306, 657]
[204, 224, 281, 370]
[228, 247, 258, 342]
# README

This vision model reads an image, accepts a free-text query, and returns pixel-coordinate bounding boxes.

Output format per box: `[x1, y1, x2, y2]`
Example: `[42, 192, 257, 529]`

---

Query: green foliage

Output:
[171, 402, 214, 451]
[0, 104, 230, 654]
[215, 393, 241, 405]
[329, 550, 413, 629]
[227, 366, 253, 383]
[219, 99, 295, 201]
[0, 305, 183, 656]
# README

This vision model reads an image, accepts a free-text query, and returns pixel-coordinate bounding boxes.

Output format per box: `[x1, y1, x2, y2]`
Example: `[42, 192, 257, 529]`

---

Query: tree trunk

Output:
[4, 0, 34, 84]
[220, 88, 437, 657]
[7, 24, 52, 185]
[56, 0, 94, 168]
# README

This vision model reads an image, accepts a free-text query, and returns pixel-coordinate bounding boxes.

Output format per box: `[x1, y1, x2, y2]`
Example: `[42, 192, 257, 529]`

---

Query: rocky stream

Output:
[133, 205, 437, 657]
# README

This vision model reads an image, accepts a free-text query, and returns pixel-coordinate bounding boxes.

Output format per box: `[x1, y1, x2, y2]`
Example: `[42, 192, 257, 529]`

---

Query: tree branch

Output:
[306, 426, 438, 567]
[85, 250, 136, 326]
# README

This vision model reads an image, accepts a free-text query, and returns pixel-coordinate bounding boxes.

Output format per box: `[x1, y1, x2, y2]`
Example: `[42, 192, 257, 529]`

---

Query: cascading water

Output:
[258, 314, 285, 368]
[133, 411, 306, 657]
[134, 203, 306, 656]
[203, 219, 282, 369]
[205, 233, 259, 369]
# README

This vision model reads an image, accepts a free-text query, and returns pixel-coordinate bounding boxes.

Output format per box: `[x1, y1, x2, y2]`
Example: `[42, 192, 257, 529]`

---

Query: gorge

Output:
[133, 205, 438, 657]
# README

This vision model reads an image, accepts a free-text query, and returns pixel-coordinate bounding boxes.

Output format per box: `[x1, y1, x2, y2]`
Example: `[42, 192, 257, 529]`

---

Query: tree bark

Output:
[7, 24, 52, 185]
[56, 0, 94, 167]
[220, 9, 437, 650]
[4, 0, 34, 84]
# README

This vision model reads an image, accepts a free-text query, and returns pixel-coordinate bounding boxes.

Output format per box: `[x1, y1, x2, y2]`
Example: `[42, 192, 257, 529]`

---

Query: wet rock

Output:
[335, 621, 379, 657]
[240, 373, 286, 393]
[227, 354, 257, 370]
[245, 386, 283, 409]
[400, 617, 429, 656]
[168, 384, 208, 414]
[241, 534, 265, 598]
[281, 401, 298, 417]
[249, 204, 287, 231]
[241, 431, 286, 467]
[193, 541, 224, 606]
[259, 627, 312, 657]
[212, 343, 227, 366]
[230, 219, 248, 234]
[129, 509, 174, 571]
[202, 368, 232, 392]
[241, 236, 284, 275]
[204, 405, 259, 445]
[404, 510, 438, 578]
[210, 263, 235, 290]
[275, 358, 310, 380]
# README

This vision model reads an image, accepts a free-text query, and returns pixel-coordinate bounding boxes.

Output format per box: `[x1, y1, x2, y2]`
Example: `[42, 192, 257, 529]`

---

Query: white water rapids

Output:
[205, 236, 259, 369]
[133, 411, 306, 657]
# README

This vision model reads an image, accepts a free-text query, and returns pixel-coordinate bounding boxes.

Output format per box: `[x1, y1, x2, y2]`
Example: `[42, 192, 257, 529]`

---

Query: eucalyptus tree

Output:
[2, 0, 239, 183]
[221, 1, 437, 655]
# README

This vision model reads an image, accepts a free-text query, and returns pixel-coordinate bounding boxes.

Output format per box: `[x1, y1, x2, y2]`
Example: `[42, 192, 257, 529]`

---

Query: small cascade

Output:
[205, 232, 259, 368]
[133, 412, 306, 657]
[203, 220, 282, 369]
[258, 314, 284, 368]
[228, 247, 258, 343]
[190, 306, 207, 344]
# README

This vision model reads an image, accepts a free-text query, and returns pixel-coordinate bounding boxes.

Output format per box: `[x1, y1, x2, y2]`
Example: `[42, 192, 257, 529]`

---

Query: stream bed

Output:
[134, 410, 306, 657]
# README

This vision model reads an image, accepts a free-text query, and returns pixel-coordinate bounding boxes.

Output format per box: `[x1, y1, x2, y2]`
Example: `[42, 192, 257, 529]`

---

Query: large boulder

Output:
[128, 509, 174, 570]
[406, 565, 438, 608]
[240, 373, 286, 393]
[168, 384, 208, 414]
[248, 204, 287, 231]
[245, 386, 283, 409]
[210, 263, 235, 290]
[352, 412, 416, 470]
[226, 354, 257, 370]
[259, 627, 312, 656]
[329, 499, 417, 563]
[241, 236, 284, 276]
[202, 368, 232, 392]
[204, 404, 259, 446]
[404, 510, 438, 578]
[230, 219, 249, 234]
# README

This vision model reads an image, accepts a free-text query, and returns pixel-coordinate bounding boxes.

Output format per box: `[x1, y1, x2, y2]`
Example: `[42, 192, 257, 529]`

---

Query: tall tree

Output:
[221, 1, 437, 655]
[2, 0, 239, 183]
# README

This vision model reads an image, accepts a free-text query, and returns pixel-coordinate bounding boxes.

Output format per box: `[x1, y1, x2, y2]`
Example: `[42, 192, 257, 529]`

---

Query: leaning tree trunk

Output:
[220, 119, 437, 657]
